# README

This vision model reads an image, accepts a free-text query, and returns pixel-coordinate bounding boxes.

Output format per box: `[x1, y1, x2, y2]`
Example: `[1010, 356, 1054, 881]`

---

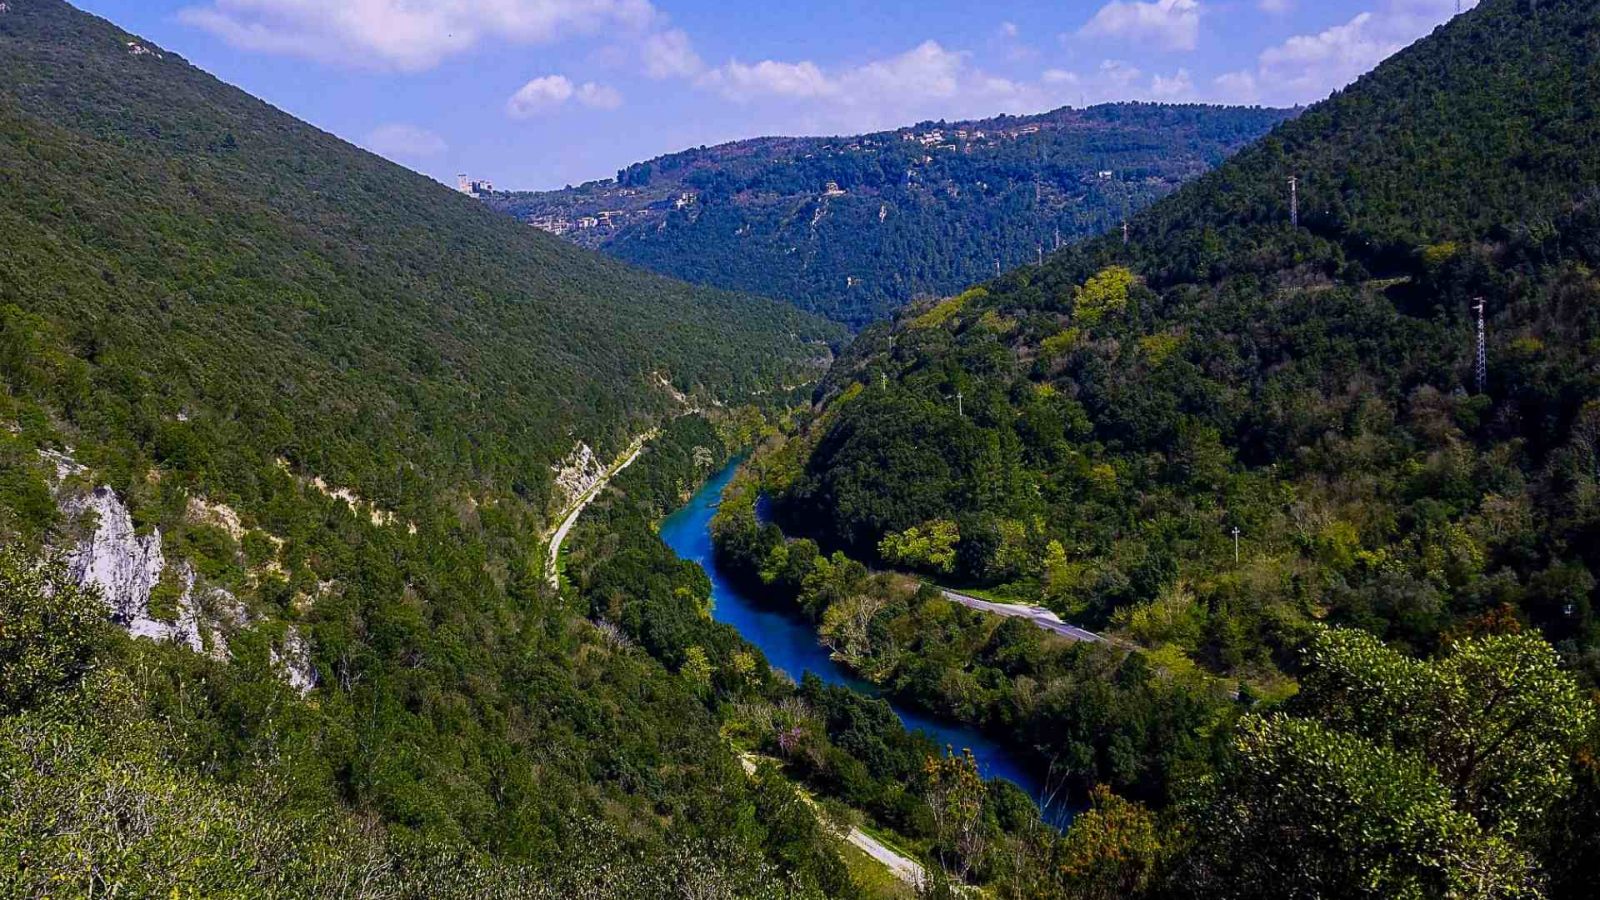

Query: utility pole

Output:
[1122, 220, 1129, 245]
[956, 389, 964, 419]
[995, 258, 1001, 277]
[1232, 526, 1241, 563]
[1054, 226, 1062, 252]
[1474, 297, 1488, 394]
[1037, 245, 1044, 266]
[1288, 176, 1299, 227]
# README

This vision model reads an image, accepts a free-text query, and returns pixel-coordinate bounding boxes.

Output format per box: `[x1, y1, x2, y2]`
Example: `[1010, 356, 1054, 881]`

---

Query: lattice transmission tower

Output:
[1474, 297, 1488, 394]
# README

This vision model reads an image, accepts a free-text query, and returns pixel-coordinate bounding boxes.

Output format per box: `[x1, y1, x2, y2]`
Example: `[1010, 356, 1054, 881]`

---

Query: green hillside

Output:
[0, 0, 853, 894]
[491, 104, 1292, 326]
[0, 0, 839, 524]
[720, 1, 1600, 894]
[782, 0, 1600, 664]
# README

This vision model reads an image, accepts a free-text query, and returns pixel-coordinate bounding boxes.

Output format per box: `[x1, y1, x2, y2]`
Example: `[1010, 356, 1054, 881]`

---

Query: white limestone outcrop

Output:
[551, 442, 606, 508]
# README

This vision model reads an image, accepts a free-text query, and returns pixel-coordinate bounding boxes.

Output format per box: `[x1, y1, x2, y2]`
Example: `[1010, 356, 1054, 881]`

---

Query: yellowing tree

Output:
[1074, 266, 1137, 325]
[878, 519, 961, 574]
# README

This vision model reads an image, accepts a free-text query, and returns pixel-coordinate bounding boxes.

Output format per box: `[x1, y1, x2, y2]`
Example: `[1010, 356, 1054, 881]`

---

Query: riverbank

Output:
[661, 459, 1080, 828]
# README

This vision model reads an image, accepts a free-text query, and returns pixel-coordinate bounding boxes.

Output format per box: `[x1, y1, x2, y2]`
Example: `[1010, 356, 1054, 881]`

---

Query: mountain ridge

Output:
[489, 102, 1294, 325]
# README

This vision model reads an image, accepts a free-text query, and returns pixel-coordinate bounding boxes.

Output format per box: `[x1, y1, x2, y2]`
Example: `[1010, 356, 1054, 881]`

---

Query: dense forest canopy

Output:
[714, 0, 1600, 894]
[786, 0, 1600, 677]
[490, 104, 1292, 326]
[4, 0, 1600, 896]
[0, 0, 862, 895]
[0, 0, 841, 527]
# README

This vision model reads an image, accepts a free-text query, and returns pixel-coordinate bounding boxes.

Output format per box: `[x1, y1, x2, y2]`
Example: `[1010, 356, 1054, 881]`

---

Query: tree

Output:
[1054, 785, 1165, 900]
[681, 645, 713, 693]
[0, 548, 106, 714]
[923, 748, 989, 882]
[1074, 267, 1136, 325]
[1185, 715, 1540, 900]
[878, 519, 960, 574]
[1298, 627, 1593, 836]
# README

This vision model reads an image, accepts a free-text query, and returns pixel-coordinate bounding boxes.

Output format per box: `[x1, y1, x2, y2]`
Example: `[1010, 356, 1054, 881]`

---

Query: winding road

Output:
[544, 430, 656, 589]
[935, 588, 1110, 644]
[738, 754, 925, 888]
[936, 588, 1238, 698]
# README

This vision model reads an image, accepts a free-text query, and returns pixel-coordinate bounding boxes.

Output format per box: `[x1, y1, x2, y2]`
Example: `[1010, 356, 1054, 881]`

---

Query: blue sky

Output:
[75, 0, 1476, 191]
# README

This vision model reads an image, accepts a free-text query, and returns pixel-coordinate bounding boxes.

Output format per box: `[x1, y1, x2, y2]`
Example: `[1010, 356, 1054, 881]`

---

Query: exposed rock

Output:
[51, 455, 247, 661]
[63, 486, 165, 628]
[272, 627, 318, 696]
[40, 448, 86, 483]
[278, 458, 410, 531]
[653, 371, 690, 405]
[551, 441, 606, 509]
[185, 495, 244, 540]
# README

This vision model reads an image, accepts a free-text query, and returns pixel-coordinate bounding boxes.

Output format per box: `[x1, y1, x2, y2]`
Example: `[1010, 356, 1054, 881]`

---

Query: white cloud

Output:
[1212, 69, 1259, 102]
[992, 19, 1038, 62]
[703, 59, 835, 100]
[692, 37, 1219, 130]
[641, 28, 703, 79]
[1213, 0, 1475, 106]
[1099, 59, 1143, 87]
[696, 40, 1030, 129]
[1033, 58, 1214, 109]
[1150, 68, 1195, 100]
[1078, 0, 1202, 52]
[1258, 0, 1294, 13]
[179, 0, 659, 72]
[506, 75, 622, 117]
[576, 81, 624, 109]
[362, 123, 448, 164]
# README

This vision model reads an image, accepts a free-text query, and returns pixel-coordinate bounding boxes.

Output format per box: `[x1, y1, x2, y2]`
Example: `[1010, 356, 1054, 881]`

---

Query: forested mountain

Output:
[0, 0, 839, 525]
[488, 104, 1293, 326]
[716, 0, 1600, 894]
[0, 0, 855, 894]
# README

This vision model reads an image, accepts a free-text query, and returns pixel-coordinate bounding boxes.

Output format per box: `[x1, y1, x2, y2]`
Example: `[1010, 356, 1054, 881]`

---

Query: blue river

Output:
[660, 460, 1077, 829]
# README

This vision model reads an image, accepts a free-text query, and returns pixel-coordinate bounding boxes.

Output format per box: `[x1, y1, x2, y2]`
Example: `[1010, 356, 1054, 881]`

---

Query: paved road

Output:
[937, 589, 1107, 643]
[847, 827, 925, 888]
[544, 431, 655, 588]
[938, 588, 1240, 697]
[739, 754, 925, 888]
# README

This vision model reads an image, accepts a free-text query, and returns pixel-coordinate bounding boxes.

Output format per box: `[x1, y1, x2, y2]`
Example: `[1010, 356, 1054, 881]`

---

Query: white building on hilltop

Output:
[457, 174, 495, 197]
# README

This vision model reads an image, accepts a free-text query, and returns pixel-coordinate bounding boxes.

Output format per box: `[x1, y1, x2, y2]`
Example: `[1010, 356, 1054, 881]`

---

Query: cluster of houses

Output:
[896, 122, 1045, 151]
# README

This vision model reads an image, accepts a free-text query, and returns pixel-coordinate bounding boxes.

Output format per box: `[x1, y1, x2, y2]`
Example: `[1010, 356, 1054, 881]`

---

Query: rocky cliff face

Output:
[43, 451, 318, 691]
[63, 486, 166, 625]
[551, 442, 606, 510]
[273, 627, 318, 696]
[61, 484, 224, 656]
